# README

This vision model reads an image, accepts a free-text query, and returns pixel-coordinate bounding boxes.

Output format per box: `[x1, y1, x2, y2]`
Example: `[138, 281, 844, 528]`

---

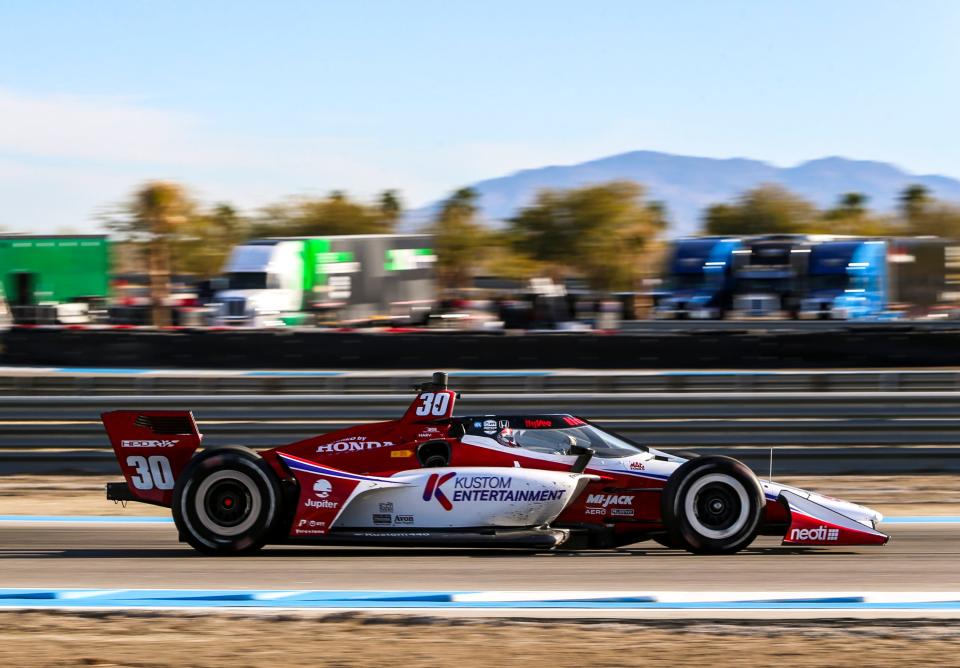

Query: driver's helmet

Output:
[497, 427, 522, 447]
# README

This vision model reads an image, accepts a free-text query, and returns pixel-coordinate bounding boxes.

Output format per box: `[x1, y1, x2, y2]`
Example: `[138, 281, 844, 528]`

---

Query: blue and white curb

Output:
[0, 515, 173, 524]
[0, 589, 959, 612]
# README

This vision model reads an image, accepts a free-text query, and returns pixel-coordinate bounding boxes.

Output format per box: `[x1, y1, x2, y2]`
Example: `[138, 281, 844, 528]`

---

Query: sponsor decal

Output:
[423, 472, 566, 509]
[498, 419, 509, 430]
[318, 254, 361, 275]
[482, 419, 497, 434]
[585, 507, 605, 515]
[304, 478, 338, 509]
[358, 532, 430, 537]
[385, 248, 436, 271]
[379, 502, 394, 513]
[457, 487, 568, 503]
[423, 472, 456, 511]
[395, 514, 414, 524]
[316, 438, 395, 453]
[473, 421, 482, 429]
[455, 475, 513, 490]
[562, 416, 586, 426]
[297, 519, 326, 528]
[121, 439, 178, 448]
[417, 427, 442, 439]
[629, 461, 646, 471]
[524, 418, 553, 428]
[790, 525, 840, 541]
[455, 475, 563, 503]
[611, 508, 634, 517]
[585, 493, 634, 507]
[372, 513, 392, 525]
[305, 498, 339, 510]
[390, 450, 414, 458]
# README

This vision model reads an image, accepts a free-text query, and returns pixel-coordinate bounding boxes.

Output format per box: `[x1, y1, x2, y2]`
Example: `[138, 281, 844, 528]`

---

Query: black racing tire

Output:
[652, 534, 681, 549]
[172, 446, 282, 556]
[660, 456, 764, 555]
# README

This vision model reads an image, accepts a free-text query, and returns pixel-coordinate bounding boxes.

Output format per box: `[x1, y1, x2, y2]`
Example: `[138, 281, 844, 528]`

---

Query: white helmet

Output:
[497, 427, 521, 447]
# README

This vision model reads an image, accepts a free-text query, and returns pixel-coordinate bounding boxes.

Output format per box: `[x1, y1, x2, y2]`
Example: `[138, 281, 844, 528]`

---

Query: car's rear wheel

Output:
[660, 456, 764, 555]
[172, 446, 281, 555]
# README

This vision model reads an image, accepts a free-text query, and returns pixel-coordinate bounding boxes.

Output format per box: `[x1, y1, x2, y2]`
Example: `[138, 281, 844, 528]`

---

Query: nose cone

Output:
[779, 489, 889, 546]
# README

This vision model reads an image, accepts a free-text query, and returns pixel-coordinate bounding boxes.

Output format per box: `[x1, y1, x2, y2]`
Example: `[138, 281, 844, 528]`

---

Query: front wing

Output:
[779, 490, 888, 546]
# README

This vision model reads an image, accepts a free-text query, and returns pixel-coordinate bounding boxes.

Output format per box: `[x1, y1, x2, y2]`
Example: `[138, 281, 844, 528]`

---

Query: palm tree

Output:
[839, 192, 867, 216]
[899, 184, 930, 230]
[431, 188, 484, 289]
[127, 182, 193, 326]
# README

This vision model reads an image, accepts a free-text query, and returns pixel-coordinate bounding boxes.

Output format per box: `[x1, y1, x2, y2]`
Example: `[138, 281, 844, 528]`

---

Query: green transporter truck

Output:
[213, 234, 436, 326]
[0, 235, 110, 323]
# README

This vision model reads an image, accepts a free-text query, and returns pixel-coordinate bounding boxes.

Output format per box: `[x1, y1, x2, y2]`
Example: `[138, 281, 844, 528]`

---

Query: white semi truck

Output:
[214, 234, 436, 326]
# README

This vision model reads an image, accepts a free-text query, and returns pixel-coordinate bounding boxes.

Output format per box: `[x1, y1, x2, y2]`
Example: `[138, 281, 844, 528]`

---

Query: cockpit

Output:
[461, 416, 647, 459]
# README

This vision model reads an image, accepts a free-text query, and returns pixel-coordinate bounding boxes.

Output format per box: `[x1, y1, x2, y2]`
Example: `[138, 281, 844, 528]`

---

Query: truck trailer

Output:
[215, 234, 436, 326]
[887, 237, 960, 317]
[785, 236, 959, 320]
[0, 234, 110, 324]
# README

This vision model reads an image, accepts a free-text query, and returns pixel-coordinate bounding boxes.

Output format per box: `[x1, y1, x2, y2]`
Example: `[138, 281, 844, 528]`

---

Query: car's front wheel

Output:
[660, 456, 764, 555]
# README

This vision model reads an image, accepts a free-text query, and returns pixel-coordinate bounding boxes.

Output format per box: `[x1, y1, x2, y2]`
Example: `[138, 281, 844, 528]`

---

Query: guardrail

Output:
[2, 392, 960, 475]
[5, 368, 960, 395]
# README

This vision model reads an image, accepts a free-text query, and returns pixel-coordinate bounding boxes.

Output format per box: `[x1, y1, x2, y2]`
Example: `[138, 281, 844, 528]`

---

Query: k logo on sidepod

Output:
[422, 472, 455, 510]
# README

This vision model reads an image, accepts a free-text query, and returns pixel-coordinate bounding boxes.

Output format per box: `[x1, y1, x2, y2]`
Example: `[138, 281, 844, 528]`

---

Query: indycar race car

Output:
[102, 372, 888, 555]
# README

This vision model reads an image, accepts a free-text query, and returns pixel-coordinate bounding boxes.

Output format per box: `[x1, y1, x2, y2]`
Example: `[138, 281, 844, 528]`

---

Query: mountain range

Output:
[412, 151, 960, 237]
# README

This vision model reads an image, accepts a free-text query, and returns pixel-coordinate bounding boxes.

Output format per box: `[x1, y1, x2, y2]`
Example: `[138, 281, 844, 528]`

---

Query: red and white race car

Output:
[103, 372, 888, 555]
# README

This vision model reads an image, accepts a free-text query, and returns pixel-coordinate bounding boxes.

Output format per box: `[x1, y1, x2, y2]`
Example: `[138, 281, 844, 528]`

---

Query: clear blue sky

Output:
[0, 0, 958, 231]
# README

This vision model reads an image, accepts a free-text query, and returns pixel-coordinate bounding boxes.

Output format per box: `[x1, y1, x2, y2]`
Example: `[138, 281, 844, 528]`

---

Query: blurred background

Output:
[1, 1, 960, 334]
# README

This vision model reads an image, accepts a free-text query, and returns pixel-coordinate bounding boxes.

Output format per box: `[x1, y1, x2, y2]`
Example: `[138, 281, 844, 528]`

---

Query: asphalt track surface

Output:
[0, 523, 956, 591]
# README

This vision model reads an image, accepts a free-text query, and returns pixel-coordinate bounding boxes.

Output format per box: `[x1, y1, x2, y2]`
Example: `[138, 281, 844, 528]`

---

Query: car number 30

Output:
[126, 455, 175, 490]
[414, 391, 451, 416]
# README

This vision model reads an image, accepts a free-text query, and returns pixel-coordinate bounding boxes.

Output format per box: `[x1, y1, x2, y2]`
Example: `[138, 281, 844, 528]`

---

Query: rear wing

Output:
[101, 410, 203, 507]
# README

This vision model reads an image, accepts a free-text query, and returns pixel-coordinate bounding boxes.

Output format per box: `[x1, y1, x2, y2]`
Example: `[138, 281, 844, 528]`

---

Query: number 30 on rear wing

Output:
[101, 411, 203, 507]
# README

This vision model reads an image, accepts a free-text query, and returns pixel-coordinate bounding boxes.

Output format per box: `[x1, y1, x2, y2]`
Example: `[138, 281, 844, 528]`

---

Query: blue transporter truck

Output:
[653, 237, 742, 319]
[800, 237, 958, 319]
[799, 239, 887, 319]
[729, 234, 821, 318]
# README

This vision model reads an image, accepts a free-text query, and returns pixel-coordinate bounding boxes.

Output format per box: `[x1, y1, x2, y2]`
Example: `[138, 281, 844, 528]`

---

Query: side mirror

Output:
[569, 444, 594, 474]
